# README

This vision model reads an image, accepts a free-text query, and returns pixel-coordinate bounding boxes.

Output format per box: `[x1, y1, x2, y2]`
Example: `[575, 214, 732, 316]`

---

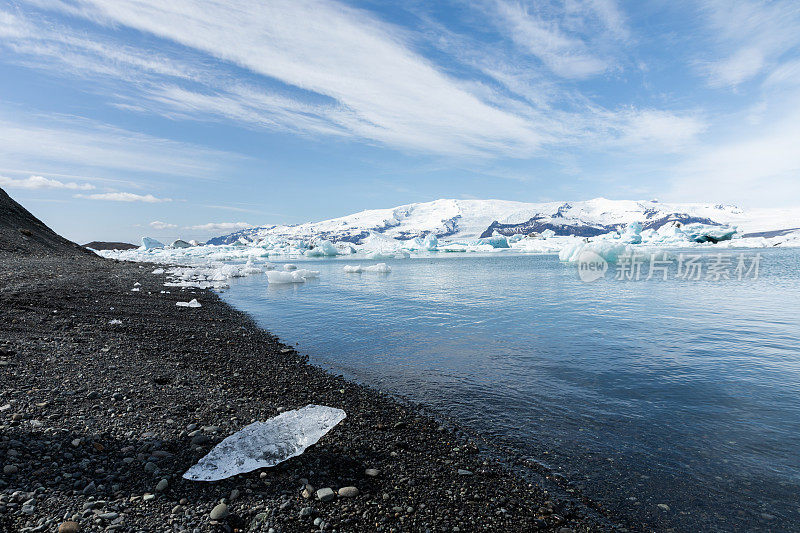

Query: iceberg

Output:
[478, 235, 510, 248]
[541, 229, 556, 239]
[682, 223, 737, 243]
[176, 299, 201, 308]
[423, 233, 439, 251]
[183, 405, 347, 481]
[283, 264, 298, 271]
[344, 263, 391, 273]
[363, 263, 391, 273]
[266, 269, 319, 284]
[559, 240, 630, 264]
[171, 239, 192, 248]
[305, 240, 338, 257]
[141, 237, 165, 250]
[619, 221, 643, 244]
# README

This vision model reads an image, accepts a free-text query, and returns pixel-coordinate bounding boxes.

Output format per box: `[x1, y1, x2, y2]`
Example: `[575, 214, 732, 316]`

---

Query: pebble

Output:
[58, 522, 80, 533]
[457, 469, 473, 476]
[338, 486, 359, 498]
[155, 479, 168, 492]
[657, 503, 670, 511]
[299, 506, 313, 518]
[365, 468, 380, 477]
[316, 488, 335, 502]
[81, 481, 97, 495]
[209, 503, 229, 521]
[2, 465, 18, 474]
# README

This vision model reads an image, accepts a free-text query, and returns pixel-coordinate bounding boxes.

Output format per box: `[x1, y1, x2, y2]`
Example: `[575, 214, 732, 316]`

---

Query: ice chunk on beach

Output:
[152, 268, 165, 275]
[141, 237, 165, 250]
[176, 299, 201, 308]
[183, 405, 346, 481]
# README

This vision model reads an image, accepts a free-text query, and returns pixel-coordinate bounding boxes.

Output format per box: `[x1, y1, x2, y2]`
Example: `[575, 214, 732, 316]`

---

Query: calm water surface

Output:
[221, 248, 800, 531]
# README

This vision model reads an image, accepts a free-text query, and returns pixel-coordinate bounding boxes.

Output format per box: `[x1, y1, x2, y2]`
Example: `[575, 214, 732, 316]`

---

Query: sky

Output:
[1, 0, 799, 243]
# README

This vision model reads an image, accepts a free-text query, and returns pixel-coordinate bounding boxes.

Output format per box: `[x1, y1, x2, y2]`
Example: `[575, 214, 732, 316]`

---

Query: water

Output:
[221, 249, 800, 531]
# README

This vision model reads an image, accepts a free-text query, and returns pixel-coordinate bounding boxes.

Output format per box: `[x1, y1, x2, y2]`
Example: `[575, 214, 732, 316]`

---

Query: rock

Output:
[81, 481, 97, 495]
[365, 468, 380, 477]
[142, 493, 155, 501]
[155, 479, 168, 492]
[338, 486, 359, 498]
[144, 461, 157, 473]
[299, 506, 313, 518]
[229, 488, 240, 501]
[316, 488, 335, 502]
[209, 503, 229, 521]
[457, 469, 473, 476]
[657, 503, 670, 511]
[58, 522, 80, 533]
[2, 465, 18, 474]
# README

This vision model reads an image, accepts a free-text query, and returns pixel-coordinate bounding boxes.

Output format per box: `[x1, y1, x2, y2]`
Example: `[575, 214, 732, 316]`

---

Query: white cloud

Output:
[0, 174, 95, 190]
[149, 220, 177, 230]
[32, 0, 546, 156]
[494, 1, 613, 79]
[188, 222, 252, 231]
[76, 192, 172, 202]
[697, 0, 800, 88]
[0, 109, 238, 179]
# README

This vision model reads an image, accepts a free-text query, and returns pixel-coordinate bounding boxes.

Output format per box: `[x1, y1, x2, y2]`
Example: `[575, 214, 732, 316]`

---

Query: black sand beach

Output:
[0, 189, 624, 532]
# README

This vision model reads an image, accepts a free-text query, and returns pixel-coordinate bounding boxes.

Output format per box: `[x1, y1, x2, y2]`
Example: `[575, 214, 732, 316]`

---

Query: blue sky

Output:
[1, 0, 799, 243]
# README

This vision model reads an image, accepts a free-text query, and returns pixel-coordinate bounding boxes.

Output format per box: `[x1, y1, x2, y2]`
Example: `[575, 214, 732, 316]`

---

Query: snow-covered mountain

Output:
[207, 198, 800, 246]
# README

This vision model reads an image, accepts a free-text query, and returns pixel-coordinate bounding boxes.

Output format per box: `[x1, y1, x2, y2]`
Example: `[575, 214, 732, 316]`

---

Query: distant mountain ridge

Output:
[207, 198, 798, 246]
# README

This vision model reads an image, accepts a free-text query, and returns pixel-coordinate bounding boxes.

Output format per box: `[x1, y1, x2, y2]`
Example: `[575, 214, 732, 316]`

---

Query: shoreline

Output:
[0, 253, 625, 532]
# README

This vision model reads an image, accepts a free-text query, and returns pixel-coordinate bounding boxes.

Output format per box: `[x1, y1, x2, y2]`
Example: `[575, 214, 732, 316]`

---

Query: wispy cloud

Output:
[76, 192, 172, 202]
[0, 174, 95, 190]
[188, 222, 252, 231]
[0, 107, 239, 180]
[149, 220, 177, 230]
[491, 0, 627, 79]
[696, 0, 800, 88]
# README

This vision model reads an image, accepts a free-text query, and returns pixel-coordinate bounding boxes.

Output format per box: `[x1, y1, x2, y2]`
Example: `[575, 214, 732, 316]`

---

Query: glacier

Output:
[94, 198, 800, 278]
[183, 405, 346, 481]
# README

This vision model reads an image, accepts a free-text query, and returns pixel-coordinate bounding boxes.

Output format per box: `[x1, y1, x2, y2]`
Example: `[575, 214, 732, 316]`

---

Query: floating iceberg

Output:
[478, 235, 510, 248]
[682, 223, 737, 243]
[176, 299, 201, 308]
[618, 221, 643, 244]
[305, 240, 338, 257]
[266, 269, 319, 284]
[171, 239, 192, 248]
[559, 240, 630, 264]
[423, 233, 439, 251]
[364, 263, 391, 273]
[183, 405, 347, 481]
[283, 264, 298, 271]
[344, 263, 391, 273]
[141, 237, 165, 250]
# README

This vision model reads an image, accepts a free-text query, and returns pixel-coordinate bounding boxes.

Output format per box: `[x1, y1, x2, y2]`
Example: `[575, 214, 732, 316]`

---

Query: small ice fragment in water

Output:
[183, 405, 346, 481]
[363, 263, 391, 273]
[343, 265, 363, 273]
[266, 269, 319, 284]
[176, 299, 201, 308]
[283, 264, 298, 271]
